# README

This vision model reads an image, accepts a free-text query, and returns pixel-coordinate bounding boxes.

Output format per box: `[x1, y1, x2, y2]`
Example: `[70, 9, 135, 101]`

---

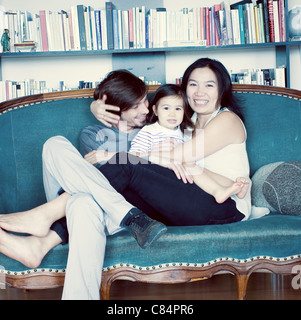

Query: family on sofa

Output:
[0, 58, 299, 300]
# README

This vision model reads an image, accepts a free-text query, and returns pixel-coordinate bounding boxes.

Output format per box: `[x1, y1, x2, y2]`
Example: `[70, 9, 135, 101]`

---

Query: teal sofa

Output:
[0, 84, 300, 300]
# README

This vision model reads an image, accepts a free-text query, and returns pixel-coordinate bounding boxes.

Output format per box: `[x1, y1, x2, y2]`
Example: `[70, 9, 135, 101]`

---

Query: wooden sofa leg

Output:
[100, 278, 112, 300]
[236, 274, 249, 300]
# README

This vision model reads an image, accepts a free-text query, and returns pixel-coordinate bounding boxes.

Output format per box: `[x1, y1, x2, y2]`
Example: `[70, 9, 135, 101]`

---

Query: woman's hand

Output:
[90, 94, 121, 127]
[149, 151, 194, 184]
[150, 139, 176, 153]
[84, 150, 116, 165]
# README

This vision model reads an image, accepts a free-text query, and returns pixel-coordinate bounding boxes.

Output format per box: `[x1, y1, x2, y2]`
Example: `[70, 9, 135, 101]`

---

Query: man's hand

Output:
[90, 94, 121, 127]
[84, 150, 116, 165]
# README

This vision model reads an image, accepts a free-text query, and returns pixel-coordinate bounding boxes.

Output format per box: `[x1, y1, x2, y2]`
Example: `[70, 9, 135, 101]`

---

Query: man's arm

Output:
[80, 125, 116, 167]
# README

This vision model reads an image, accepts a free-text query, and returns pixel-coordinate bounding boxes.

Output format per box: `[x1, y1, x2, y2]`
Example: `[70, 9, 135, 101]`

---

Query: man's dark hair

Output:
[94, 70, 147, 116]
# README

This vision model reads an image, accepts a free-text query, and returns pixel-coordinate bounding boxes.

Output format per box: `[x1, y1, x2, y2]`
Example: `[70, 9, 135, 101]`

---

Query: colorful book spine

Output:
[77, 5, 87, 50]
[39, 10, 49, 51]
[105, 2, 114, 50]
[268, 0, 275, 42]
[3, 0, 287, 54]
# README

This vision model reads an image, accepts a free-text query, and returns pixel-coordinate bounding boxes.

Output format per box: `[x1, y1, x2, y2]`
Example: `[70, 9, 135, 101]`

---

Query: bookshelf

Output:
[0, 0, 300, 102]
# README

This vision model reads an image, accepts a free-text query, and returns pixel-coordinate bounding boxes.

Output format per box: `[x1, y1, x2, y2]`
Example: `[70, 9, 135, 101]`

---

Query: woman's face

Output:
[186, 67, 219, 117]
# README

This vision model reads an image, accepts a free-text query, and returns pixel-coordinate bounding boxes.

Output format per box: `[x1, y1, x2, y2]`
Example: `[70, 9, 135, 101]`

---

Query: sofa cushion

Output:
[262, 161, 301, 215]
[103, 215, 301, 269]
[2, 215, 301, 274]
[251, 162, 283, 212]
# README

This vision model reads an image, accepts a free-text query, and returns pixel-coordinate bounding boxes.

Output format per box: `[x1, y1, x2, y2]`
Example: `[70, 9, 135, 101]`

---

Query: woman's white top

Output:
[191, 107, 252, 220]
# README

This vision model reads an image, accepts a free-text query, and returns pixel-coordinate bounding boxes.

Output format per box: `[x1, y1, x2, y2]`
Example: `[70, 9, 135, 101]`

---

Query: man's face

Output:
[119, 95, 149, 132]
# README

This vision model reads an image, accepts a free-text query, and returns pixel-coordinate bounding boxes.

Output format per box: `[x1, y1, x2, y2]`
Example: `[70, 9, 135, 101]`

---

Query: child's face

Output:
[154, 95, 184, 130]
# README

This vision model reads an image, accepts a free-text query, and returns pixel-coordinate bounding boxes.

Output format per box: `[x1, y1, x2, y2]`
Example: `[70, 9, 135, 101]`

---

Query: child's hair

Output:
[93, 69, 147, 116]
[148, 84, 194, 132]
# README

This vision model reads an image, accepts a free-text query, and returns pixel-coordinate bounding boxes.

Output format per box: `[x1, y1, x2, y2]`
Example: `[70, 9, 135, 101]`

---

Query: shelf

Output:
[1, 41, 300, 58]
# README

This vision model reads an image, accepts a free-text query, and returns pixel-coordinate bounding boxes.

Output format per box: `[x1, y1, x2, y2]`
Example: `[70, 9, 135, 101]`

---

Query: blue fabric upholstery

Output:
[0, 98, 97, 213]
[1, 215, 301, 273]
[236, 92, 301, 175]
[103, 215, 301, 267]
[0, 89, 301, 274]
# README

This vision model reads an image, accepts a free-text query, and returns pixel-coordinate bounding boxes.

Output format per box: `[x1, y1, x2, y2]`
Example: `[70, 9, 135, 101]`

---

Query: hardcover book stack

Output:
[2, 0, 286, 53]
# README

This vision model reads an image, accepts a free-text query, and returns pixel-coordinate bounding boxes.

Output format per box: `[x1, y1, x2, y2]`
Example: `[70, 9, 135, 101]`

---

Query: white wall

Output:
[165, 48, 276, 84]
[1, 55, 112, 90]
[0, 0, 300, 90]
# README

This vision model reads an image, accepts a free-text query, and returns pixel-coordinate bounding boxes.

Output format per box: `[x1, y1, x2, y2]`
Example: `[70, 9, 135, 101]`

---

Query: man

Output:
[42, 70, 166, 299]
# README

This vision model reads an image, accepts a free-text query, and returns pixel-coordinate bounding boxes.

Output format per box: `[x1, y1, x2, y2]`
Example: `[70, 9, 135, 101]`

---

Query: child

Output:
[129, 84, 249, 204]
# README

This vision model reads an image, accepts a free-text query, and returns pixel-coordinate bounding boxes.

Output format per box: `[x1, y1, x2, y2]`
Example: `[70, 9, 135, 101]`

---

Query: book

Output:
[89, 8, 98, 50]
[273, 0, 280, 42]
[122, 10, 129, 49]
[95, 10, 102, 50]
[77, 5, 87, 50]
[112, 9, 119, 49]
[100, 10, 108, 50]
[39, 10, 49, 51]
[105, 2, 114, 50]
[267, 0, 275, 42]
[71, 6, 80, 50]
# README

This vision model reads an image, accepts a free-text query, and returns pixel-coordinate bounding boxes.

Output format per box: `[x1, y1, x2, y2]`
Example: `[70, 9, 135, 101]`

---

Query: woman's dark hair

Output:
[93, 69, 147, 116]
[148, 84, 194, 132]
[181, 58, 244, 121]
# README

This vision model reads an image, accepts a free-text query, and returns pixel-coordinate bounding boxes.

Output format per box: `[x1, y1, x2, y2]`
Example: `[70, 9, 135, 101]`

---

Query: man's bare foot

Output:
[0, 228, 62, 269]
[0, 227, 45, 268]
[0, 193, 69, 237]
[214, 182, 243, 204]
[236, 177, 250, 199]
[0, 209, 52, 238]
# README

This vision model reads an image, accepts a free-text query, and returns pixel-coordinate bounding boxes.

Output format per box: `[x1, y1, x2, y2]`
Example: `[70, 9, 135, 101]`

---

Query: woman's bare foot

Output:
[236, 177, 250, 199]
[214, 182, 243, 204]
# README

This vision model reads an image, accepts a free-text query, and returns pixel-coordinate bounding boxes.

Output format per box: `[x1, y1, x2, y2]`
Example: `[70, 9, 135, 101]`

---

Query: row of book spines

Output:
[34, 0, 287, 50]
[0, 80, 99, 102]
[0, 78, 163, 102]
[215, 0, 285, 46]
[230, 67, 286, 87]
[4, 0, 286, 53]
[0, 69, 285, 103]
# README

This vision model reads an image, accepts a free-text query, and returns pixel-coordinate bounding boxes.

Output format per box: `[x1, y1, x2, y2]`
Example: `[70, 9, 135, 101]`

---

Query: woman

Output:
[91, 58, 251, 225]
